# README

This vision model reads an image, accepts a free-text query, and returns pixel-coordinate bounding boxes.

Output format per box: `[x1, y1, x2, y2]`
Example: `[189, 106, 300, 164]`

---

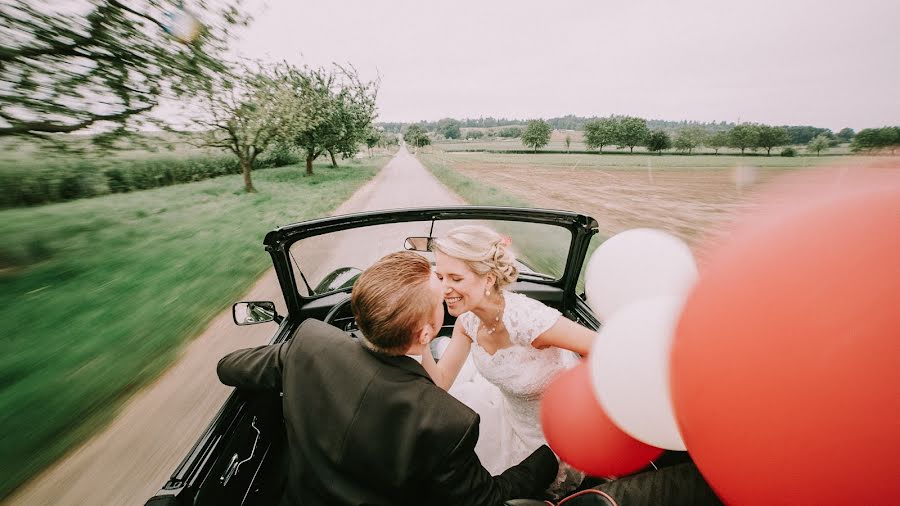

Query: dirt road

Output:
[4, 145, 464, 506]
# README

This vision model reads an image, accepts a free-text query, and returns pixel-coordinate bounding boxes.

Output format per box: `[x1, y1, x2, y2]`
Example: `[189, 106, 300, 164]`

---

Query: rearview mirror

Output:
[404, 236, 433, 252]
[233, 301, 279, 326]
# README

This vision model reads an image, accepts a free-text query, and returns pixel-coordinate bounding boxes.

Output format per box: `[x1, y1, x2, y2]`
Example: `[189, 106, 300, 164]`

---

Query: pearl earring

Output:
[485, 289, 491, 296]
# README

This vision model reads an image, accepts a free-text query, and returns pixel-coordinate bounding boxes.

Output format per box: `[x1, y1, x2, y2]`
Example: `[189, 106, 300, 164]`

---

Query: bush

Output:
[781, 147, 797, 157]
[258, 143, 300, 168]
[0, 150, 300, 209]
[498, 127, 522, 138]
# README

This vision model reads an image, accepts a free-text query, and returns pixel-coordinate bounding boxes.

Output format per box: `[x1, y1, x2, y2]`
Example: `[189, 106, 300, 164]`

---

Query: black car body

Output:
[145, 206, 608, 505]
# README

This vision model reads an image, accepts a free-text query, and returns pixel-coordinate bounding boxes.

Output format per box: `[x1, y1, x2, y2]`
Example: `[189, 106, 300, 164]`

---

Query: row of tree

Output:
[193, 62, 381, 191]
[506, 118, 899, 156]
[389, 116, 861, 148]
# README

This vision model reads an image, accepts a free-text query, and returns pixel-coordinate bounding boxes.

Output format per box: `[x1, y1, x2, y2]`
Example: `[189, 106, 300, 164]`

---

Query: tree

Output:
[729, 124, 760, 155]
[646, 130, 672, 154]
[364, 127, 381, 156]
[616, 116, 649, 153]
[784, 126, 834, 145]
[521, 120, 551, 152]
[378, 132, 398, 148]
[437, 118, 461, 140]
[0, 0, 248, 145]
[281, 64, 378, 175]
[191, 65, 294, 192]
[706, 131, 729, 154]
[404, 124, 430, 149]
[807, 134, 830, 156]
[323, 69, 379, 167]
[583, 118, 618, 153]
[837, 128, 856, 142]
[877, 126, 900, 154]
[756, 125, 790, 156]
[673, 126, 707, 155]
[564, 134, 572, 153]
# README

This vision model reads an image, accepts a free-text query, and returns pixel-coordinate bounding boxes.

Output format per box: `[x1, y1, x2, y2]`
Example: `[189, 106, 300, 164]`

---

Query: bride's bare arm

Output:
[531, 317, 596, 357]
[420, 320, 472, 390]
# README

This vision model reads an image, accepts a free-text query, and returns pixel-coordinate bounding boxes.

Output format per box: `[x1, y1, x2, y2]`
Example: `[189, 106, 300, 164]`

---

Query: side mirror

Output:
[404, 236, 433, 252]
[233, 301, 281, 326]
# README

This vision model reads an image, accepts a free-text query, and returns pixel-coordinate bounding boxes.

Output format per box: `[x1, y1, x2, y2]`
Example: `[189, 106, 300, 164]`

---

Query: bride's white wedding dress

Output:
[448, 290, 584, 497]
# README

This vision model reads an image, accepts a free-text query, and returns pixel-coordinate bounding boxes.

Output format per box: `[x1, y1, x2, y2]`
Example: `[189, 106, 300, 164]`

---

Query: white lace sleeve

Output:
[458, 312, 478, 342]
[503, 291, 561, 346]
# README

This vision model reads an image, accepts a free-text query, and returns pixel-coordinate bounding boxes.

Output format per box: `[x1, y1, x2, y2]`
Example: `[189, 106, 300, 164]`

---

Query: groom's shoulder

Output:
[415, 383, 480, 442]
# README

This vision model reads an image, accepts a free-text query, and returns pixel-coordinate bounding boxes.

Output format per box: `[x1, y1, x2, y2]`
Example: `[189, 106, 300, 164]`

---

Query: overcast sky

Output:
[229, 0, 898, 130]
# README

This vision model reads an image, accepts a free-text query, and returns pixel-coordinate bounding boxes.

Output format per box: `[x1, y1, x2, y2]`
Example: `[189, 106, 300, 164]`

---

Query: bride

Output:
[420, 225, 597, 497]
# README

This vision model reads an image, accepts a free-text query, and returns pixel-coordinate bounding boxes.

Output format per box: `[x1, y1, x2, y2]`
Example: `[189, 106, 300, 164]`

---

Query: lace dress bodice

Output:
[456, 290, 582, 495]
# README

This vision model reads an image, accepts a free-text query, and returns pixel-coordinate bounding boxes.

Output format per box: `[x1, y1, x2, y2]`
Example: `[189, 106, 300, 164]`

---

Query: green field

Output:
[426, 148, 856, 169]
[417, 150, 895, 294]
[0, 156, 389, 498]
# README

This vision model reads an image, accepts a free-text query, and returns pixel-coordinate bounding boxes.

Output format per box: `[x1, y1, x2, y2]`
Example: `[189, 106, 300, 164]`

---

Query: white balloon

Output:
[589, 296, 686, 451]
[585, 228, 697, 321]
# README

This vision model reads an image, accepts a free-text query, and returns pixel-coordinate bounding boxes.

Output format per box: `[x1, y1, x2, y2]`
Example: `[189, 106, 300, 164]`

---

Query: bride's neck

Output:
[472, 292, 504, 326]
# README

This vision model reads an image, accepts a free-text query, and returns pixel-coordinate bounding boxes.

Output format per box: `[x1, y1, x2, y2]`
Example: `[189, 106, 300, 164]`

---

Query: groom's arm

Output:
[217, 338, 291, 390]
[430, 416, 558, 505]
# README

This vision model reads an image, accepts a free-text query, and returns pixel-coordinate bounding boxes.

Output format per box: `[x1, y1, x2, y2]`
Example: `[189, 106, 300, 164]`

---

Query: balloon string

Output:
[649, 461, 658, 470]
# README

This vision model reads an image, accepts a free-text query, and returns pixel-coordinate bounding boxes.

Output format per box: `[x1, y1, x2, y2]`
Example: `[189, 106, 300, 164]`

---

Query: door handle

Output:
[220, 416, 260, 486]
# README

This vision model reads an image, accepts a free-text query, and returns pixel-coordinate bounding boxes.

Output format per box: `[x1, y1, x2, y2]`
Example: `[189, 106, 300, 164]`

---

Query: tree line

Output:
[384, 116, 866, 148]
[409, 115, 899, 157]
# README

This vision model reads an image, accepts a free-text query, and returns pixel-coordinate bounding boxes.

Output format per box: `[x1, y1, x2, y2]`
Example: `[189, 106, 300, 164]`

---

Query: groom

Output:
[217, 251, 559, 505]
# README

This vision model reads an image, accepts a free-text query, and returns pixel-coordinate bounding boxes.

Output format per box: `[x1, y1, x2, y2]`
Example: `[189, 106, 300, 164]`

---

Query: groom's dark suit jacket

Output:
[217, 318, 558, 506]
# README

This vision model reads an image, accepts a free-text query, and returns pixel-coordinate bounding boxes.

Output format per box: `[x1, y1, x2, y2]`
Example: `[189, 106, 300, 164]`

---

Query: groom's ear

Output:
[416, 323, 435, 345]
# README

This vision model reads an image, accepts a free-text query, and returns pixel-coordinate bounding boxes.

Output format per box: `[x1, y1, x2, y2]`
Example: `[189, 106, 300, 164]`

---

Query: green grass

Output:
[0, 157, 388, 498]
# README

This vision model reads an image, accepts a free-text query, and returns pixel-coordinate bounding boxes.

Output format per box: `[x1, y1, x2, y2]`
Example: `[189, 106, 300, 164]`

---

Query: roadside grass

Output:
[418, 153, 530, 208]
[0, 157, 388, 499]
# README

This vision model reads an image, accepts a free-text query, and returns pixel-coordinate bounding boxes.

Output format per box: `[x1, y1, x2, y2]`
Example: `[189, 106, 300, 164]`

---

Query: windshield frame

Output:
[264, 206, 599, 315]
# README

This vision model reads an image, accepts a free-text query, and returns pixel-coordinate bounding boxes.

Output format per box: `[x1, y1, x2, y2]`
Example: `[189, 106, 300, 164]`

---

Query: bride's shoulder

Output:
[504, 290, 552, 312]
[502, 290, 561, 345]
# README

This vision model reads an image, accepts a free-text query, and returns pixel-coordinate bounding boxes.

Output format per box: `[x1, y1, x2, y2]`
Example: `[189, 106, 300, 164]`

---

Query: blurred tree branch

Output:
[0, 0, 250, 145]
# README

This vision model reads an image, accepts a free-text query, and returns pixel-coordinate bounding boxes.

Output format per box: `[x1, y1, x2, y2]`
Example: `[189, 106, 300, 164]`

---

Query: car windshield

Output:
[288, 218, 573, 297]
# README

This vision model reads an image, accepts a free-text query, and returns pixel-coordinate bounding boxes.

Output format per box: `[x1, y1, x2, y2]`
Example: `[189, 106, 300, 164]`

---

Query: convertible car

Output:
[144, 206, 693, 506]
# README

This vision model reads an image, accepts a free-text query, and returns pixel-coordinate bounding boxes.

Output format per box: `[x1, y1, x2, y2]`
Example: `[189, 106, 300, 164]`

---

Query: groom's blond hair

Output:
[351, 251, 434, 355]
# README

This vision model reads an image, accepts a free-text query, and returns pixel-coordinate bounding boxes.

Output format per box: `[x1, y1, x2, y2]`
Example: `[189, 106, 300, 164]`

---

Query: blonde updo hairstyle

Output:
[432, 225, 518, 290]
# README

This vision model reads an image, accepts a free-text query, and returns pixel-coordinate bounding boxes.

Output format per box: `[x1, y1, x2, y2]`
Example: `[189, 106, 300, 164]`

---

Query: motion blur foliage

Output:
[0, 150, 299, 208]
[0, 0, 250, 147]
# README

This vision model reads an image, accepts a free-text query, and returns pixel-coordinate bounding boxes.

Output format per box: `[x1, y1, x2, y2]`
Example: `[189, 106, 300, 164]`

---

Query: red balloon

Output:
[541, 362, 663, 477]
[671, 172, 900, 505]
